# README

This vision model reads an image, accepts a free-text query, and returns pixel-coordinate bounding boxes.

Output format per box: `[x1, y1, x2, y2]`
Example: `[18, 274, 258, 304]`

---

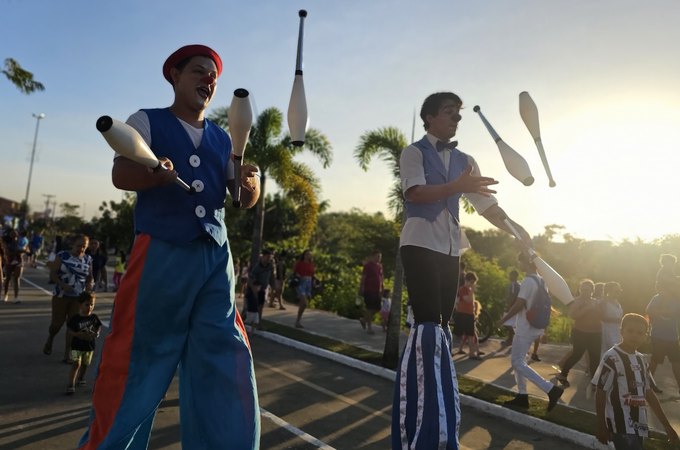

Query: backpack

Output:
[525, 274, 552, 329]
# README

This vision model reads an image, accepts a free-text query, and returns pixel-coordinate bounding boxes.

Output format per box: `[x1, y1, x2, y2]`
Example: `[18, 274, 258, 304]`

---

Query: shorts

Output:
[363, 292, 381, 311]
[71, 350, 94, 366]
[453, 312, 476, 337]
[650, 338, 680, 364]
[245, 288, 265, 313]
[296, 277, 312, 298]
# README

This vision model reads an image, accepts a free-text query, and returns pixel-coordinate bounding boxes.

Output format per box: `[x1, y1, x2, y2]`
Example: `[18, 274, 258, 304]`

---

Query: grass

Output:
[259, 319, 675, 450]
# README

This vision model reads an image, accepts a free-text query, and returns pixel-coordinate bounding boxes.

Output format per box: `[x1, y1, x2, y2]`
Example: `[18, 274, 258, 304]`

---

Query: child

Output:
[66, 292, 102, 394]
[454, 272, 481, 360]
[380, 289, 391, 332]
[112, 250, 126, 292]
[594, 313, 679, 449]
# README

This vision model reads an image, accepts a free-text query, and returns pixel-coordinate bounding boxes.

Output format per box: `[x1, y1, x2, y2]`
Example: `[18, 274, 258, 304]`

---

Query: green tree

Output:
[54, 202, 83, 234]
[3, 58, 44, 94]
[306, 210, 400, 321]
[91, 193, 136, 251]
[354, 126, 408, 368]
[208, 106, 332, 267]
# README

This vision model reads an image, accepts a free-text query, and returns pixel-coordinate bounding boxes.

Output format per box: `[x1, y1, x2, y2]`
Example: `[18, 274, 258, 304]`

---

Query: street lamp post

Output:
[23, 113, 45, 222]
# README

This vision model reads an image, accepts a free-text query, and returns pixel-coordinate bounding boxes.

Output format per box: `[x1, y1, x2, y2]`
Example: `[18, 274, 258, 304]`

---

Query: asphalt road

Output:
[0, 265, 584, 449]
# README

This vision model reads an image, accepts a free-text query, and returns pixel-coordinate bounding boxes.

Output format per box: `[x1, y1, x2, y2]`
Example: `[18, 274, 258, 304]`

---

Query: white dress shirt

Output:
[399, 133, 497, 256]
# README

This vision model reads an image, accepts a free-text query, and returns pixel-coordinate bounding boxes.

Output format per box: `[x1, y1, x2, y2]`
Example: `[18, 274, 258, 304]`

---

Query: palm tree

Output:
[354, 127, 408, 368]
[3, 58, 44, 94]
[209, 106, 332, 267]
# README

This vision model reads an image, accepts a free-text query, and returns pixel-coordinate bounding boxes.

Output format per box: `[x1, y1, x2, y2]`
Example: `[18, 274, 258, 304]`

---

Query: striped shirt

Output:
[593, 345, 650, 436]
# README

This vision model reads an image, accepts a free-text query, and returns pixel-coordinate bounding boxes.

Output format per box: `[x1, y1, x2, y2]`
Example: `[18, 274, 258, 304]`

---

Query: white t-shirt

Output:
[399, 133, 497, 256]
[514, 274, 546, 338]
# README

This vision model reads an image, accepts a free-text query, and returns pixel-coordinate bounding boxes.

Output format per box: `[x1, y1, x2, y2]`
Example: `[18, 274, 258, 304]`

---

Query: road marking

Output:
[20, 276, 53, 296]
[258, 360, 391, 421]
[260, 407, 336, 449]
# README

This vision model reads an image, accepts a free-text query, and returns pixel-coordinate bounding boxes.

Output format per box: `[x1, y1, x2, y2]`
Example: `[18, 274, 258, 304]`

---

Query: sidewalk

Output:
[250, 296, 680, 433]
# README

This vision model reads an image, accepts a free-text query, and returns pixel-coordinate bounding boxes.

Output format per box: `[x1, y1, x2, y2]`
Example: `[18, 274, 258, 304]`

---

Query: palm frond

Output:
[354, 127, 407, 179]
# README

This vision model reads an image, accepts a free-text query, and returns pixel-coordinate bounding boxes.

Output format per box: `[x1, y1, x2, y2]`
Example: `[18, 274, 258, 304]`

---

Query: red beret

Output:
[163, 44, 223, 84]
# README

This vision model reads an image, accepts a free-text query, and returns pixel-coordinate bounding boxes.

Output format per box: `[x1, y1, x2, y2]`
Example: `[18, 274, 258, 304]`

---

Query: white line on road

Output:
[20, 276, 53, 296]
[260, 407, 336, 450]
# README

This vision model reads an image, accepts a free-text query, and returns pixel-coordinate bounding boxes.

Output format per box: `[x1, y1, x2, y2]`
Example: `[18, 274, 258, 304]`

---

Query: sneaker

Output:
[547, 385, 564, 412]
[76, 379, 87, 387]
[504, 394, 529, 408]
[294, 322, 304, 329]
[455, 350, 466, 355]
[43, 341, 52, 355]
[359, 317, 366, 330]
[531, 353, 541, 362]
[2, 294, 8, 302]
[279, 306, 286, 310]
[66, 386, 75, 395]
[13, 299, 21, 304]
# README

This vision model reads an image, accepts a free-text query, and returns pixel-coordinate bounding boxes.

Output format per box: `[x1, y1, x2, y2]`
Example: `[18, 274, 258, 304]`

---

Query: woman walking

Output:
[294, 249, 315, 329]
[43, 235, 93, 362]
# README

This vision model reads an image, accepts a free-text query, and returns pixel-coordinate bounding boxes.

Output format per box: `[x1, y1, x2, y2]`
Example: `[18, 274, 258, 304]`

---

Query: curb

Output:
[256, 330, 610, 450]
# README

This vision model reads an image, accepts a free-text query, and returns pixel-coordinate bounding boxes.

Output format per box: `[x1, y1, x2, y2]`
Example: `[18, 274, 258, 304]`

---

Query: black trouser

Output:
[561, 329, 602, 376]
[401, 245, 459, 326]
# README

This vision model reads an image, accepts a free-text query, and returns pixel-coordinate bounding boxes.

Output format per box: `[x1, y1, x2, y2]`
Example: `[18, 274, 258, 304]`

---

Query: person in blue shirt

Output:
[78, 45, 261, 450]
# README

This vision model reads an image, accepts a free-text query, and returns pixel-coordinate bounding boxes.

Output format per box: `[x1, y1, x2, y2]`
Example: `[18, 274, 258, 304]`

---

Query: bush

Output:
[544, 314, 572, 344]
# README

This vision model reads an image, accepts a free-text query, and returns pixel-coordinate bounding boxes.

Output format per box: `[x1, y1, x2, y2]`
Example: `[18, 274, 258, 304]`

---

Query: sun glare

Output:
[545, 99, 680, 241]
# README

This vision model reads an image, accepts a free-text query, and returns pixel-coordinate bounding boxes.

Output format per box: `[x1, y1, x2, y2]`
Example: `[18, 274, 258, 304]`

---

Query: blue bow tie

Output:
[436, 140, 458, 152]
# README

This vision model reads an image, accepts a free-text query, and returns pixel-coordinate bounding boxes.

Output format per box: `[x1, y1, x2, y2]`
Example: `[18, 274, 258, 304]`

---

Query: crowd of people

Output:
[237, 248, 320, 332]
[489, 251, 680, 449]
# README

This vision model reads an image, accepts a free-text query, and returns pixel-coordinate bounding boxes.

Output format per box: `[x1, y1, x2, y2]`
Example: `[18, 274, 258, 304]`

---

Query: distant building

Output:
[0, 197, 19, 227]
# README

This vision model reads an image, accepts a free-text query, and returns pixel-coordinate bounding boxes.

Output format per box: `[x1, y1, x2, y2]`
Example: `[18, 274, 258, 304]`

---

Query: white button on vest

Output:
[195, 205, 206, 218]
[189, 155, 201, 167]
[191, 180, 205, 192]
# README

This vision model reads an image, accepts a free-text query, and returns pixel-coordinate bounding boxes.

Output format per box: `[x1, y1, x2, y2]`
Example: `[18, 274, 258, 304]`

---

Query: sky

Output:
[2, 0, 680, 243]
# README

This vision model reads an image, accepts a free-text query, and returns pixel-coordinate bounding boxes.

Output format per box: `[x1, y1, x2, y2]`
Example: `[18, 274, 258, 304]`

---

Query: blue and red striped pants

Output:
[78, 234, 259, 449]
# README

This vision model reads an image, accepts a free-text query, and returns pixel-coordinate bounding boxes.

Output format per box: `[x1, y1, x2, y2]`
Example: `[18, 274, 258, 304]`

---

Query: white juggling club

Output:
[503, 218, 574, 305]
[473, 105, 534, 186]
[228, 88, 253, 208]
[519, 91, 556, 187]
[96, 116, 193, 193]
[287, 9, 308, 147]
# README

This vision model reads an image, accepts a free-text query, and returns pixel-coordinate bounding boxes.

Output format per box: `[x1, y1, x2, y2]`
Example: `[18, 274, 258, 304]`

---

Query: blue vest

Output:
[134, 108, 231, 246]
[404, 136, 468, 222]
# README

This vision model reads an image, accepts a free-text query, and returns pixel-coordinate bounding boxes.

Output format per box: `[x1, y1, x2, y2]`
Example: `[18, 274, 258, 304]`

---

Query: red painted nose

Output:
[201, 75, 216, 85]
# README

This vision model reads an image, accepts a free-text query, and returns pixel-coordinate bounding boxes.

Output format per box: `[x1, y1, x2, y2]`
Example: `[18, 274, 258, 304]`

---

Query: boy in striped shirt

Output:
[594, 313, 679, 449]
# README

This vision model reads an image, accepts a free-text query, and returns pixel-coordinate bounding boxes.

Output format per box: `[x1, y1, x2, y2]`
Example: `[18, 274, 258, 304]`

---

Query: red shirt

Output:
[294, 260, 315, 277]
[362, 261, 384, 295]
[456, 285, 474, 315]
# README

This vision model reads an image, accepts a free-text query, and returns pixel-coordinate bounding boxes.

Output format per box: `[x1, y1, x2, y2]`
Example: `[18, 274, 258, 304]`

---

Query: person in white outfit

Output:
[499, 251, 564, 411]
[600, 281, 624, 353]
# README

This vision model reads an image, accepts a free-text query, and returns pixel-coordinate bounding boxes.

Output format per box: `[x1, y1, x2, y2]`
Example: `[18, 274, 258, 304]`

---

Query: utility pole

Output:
[42, 194, 55, 219]
[23, 113, 46, 222]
